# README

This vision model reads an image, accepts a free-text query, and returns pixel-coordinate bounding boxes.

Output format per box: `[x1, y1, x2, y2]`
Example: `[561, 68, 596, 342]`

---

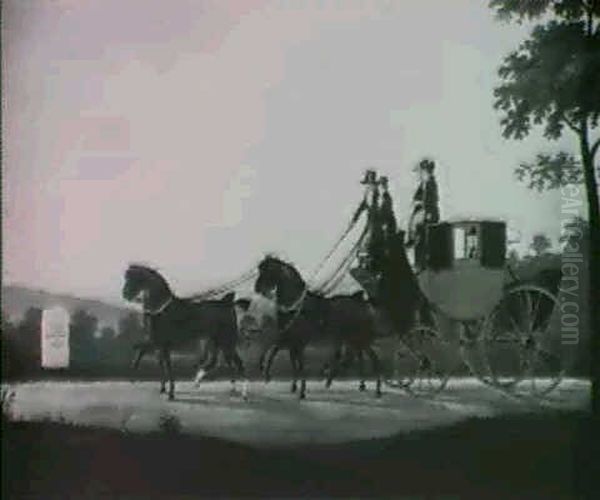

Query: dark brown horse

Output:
[254, 255, 383, 398]
[122, 264, 250, 400]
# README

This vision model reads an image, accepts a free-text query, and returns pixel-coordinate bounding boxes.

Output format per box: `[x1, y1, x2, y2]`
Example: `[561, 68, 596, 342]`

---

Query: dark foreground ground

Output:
[3, 411, 598, 499]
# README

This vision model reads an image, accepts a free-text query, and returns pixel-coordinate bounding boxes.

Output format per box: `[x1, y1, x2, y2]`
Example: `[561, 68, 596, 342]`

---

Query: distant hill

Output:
[1, 285, 138, 331]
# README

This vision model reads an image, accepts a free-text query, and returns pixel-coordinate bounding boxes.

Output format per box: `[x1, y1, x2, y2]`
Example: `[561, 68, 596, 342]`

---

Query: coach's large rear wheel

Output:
[386, 325, 452, 396]
[482, 285, 563, 396]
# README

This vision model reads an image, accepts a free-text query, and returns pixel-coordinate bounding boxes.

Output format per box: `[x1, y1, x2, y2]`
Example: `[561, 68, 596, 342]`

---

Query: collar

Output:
[144, 296, 174, 315]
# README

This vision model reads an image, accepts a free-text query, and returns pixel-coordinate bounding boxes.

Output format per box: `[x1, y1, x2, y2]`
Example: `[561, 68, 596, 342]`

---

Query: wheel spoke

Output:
[531, 292, 542, 329]
[388, 325, 451, 396]
[484, 285, 563, 395]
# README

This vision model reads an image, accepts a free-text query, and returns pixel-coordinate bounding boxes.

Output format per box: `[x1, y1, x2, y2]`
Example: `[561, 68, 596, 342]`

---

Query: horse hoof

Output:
[168, 394, 175, 401]
[291, 384, 297, 393]
[299, 393, 306, 400]
[376, 391, 383, 398]
[194, 369, 206, 385]
[160, 387, 166, 394]
[359, 383, 366, 392]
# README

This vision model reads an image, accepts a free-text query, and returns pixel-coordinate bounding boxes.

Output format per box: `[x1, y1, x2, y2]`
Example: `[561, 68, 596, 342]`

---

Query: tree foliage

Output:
[530, 233, 553, 255]
[491, 0, 600, 188]
[493, 15, 600, 141]
[515, 151, 582, 190]
[69, 309, 99, 366]
[491, 0, 600, 23]
[560, 215, 590, 253]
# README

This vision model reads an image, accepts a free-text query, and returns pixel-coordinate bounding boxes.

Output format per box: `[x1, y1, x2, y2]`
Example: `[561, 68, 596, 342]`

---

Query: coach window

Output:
[466, 226, 479, 259]
[453, 226, 466, 259]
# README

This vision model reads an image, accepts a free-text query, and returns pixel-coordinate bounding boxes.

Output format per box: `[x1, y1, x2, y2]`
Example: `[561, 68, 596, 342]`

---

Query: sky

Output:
[2, 0, 586, 304]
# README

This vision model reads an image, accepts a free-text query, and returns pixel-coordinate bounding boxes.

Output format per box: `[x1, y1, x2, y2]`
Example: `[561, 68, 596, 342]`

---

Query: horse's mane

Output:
[127, 262, 171, 291]
[262, 254, 306, 288]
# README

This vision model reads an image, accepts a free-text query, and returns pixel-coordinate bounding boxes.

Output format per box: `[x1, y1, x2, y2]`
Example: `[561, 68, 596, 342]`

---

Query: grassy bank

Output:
[2, 411, 596, 499]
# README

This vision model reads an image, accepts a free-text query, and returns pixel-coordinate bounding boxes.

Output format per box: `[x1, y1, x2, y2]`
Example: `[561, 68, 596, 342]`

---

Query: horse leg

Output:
[258, 346, 270, 373]
[325, 341, 343, 389]
[195, 341, 218, 386]
[264, 344, 280, 383]
[232, 350, 249, 400]
[366, 346, 383, 398]
[323, 342, 341, 387]
[131, 347, 145, 372]
[289, 350, 298, 393]
[131, 340, 151, 371]
[295, 347, 307, 400]
[157, 351, 166, 394]
[161, 347, 175, 401]
[358, 349, 367, 392]
[224, 352, 239, 396]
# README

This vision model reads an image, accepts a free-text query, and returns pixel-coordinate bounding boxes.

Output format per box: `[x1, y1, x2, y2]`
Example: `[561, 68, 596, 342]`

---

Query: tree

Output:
[560, 215, 590, 255]
[115, 313, 145, 365]
[1, 311, 20, 378]
[560, 217, 592, 376]
[118, 313, 144, 341]
[530, 233, 553, 256]
[95, 326, 117, 366]
[15, 307, 43, 370]
[490, 0, 600, 414]
[1, 311, 14, 334]
[507, 248, 521, 264]
[100, 326, 117, 341]
[69, 309, 99, 367]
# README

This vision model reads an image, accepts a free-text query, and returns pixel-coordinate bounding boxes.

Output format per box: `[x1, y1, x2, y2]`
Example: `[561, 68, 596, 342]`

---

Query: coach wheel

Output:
[482, 285, 565, 396]
[386, 325, 452, 396]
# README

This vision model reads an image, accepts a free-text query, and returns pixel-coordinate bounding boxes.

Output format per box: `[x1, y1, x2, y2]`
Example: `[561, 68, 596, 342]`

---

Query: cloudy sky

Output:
[2, 0, 582, 303]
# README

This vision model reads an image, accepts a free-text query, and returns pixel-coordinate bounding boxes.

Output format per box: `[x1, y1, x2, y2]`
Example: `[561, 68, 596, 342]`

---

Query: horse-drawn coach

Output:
[123, 165, 569, 401]
[380, 218, 565, 396]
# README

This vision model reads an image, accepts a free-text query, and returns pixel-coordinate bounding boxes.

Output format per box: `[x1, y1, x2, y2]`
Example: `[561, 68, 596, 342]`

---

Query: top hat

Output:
[360, 169, 378, 185]
[378, 175, 389, 187]
[414, 158, 435, 173]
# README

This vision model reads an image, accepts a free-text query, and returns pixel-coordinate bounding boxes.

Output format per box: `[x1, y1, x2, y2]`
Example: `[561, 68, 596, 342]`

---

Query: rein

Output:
[275, 280, 311, 334]
[277, 291, 309, 334]
[277, 285, 308, 313]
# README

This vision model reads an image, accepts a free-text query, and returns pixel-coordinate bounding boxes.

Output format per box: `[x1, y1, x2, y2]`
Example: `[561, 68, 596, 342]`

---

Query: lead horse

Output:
[254, 255, 383, 398]
[122, 264, 249, 400]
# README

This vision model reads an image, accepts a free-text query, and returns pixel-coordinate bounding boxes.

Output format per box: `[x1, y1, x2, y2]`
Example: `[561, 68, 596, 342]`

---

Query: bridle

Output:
[271, 272, 312, 334]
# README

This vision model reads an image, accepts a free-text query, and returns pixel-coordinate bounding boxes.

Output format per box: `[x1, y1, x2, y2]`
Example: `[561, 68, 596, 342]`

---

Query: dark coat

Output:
[352, 191, 385, 273]
[380, 191, 397, 237]
[413, 177, 440, 223]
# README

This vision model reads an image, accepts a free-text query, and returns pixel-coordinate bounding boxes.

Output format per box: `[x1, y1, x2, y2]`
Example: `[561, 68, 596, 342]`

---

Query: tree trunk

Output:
[580, 125, 600, 417]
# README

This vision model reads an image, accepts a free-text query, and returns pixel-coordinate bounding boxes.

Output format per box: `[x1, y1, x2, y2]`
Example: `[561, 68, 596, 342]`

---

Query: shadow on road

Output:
[3, 410, 596, 499]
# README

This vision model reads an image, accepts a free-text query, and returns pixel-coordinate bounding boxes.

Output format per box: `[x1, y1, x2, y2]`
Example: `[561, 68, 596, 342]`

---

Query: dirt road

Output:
[4, 378, 589, 446]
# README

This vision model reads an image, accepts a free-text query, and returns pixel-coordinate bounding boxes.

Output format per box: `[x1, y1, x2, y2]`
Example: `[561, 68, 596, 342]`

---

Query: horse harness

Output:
[141, 289, 175, 316]
[276, 285, 311, 335]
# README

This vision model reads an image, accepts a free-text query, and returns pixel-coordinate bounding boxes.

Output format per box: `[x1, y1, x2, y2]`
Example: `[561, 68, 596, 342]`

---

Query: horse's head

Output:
[255, 254, 306, 306]
[254, 255, 284, 297]
[123, 264, 168, 303]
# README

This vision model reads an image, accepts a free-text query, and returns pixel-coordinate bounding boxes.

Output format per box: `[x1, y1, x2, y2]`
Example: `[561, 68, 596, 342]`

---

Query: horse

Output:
[254, 255, 383, 398]
[131, 298, 253, 375]
[122, 264, 250, 400]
